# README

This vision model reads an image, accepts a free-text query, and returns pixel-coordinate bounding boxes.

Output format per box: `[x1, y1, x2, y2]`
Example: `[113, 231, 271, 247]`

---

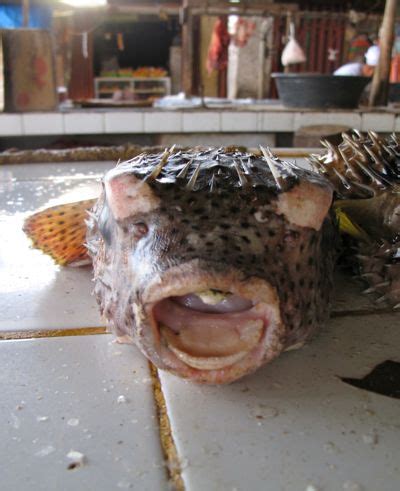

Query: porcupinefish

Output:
[310, 130, 400, 308]
[24, 147, 335, 384]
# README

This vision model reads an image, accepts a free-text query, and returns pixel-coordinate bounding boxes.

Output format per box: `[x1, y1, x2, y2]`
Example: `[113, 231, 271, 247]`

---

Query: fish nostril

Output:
[132, 222, 148, 239]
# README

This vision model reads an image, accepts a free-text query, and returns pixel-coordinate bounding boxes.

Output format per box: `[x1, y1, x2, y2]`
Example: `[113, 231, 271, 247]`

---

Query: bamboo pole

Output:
[368, 0, 397, 106]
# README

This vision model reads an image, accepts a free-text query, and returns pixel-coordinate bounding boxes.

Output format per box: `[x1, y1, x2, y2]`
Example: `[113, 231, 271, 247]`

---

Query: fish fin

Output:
[333, 204, 370, 242]
[23, 199, 96, 266]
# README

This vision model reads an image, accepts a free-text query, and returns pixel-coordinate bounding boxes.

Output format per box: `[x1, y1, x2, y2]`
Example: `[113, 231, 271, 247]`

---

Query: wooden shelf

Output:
[94, 77, 171, 100]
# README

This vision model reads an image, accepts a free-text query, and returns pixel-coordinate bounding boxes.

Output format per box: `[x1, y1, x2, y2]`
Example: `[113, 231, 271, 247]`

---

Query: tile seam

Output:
[150, 363, 185, 491]
[0, 327, 107, 340]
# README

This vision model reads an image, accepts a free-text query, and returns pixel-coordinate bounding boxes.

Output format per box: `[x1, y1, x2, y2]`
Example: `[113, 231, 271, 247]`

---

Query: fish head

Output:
[87, 148, 335, 384]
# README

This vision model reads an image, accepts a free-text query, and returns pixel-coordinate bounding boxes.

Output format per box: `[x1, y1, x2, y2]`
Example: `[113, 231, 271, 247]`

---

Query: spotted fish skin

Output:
[311, 131, 400, 309]
[86, 148, 335, 384]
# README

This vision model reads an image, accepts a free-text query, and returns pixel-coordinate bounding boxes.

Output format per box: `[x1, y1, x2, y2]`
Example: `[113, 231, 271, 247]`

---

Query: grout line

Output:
[0, 327, 108, 340]
[149, 363, 185, 491]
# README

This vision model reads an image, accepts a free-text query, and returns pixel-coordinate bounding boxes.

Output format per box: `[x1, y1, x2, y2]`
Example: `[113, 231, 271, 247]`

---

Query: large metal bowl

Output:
[272, 73, 371, 109]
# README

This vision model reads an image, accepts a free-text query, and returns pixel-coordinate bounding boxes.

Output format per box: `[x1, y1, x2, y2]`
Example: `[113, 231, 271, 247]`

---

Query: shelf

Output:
[94, 77, 171, 100]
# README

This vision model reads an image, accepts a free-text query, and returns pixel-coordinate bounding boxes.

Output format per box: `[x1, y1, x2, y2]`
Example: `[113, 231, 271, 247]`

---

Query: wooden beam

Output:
[369, 0, 397, 106]
[190, 5, 298, 17]
[22, 0, 30, 27]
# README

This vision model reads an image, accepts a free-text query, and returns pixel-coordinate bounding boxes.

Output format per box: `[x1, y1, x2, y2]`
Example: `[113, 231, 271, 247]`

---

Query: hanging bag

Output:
[281, 22, 306, 66]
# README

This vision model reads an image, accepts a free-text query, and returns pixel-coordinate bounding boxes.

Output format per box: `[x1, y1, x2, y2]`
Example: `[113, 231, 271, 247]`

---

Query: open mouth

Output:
[152, 289, 268, 372]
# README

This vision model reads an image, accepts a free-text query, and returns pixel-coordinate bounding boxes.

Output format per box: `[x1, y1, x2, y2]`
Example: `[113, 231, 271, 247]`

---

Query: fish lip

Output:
[137, 260, 286, 383]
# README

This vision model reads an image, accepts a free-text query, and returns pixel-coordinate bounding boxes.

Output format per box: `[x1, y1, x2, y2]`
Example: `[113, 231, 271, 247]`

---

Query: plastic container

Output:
[272, 73, 370, 109]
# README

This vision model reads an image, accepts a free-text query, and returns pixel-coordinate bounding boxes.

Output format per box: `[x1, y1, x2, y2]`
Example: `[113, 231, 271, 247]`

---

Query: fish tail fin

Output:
[23, 199, 97, 266]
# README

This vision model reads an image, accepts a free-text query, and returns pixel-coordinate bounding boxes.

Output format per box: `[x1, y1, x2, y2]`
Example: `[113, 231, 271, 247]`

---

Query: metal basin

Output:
[272, 73, 370, 109]
[389, 83, 400, 102]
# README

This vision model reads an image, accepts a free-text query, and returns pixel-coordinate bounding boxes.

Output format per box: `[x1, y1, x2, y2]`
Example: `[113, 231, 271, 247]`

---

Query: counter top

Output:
[0, 104, 399, 137]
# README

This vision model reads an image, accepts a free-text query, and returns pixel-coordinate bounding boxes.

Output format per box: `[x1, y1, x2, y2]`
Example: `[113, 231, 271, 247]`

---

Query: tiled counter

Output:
[1, 158, 399, 491]
[0, 106, 399, 137]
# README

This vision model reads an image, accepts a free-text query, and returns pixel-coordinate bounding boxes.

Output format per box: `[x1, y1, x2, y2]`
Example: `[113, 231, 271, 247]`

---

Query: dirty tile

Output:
[159, 312, 400, 491]
[0, 335, 167, 491]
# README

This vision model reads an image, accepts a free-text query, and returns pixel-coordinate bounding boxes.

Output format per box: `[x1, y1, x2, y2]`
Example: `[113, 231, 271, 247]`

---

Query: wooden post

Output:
[22, 0, 30, 28]
[181, 0, 194, 96]
[368, 0, 397, 106]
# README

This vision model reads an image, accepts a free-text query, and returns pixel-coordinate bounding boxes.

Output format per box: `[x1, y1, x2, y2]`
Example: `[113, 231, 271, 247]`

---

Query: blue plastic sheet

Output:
[0, 5, 52, 29]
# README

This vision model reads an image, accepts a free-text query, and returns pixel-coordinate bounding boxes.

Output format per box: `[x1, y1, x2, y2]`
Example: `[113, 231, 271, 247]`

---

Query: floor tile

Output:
[159, 312, 400, 491]
[331, 272, 383, 315]
[0, 161, 114, 182]
[0, 175, 104, 332]
[0, 335, 167, 491]
[0, 214, 101, 332]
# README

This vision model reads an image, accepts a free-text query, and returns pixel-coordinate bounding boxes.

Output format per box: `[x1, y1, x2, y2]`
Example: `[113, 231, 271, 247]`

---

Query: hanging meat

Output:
[206, 17, 230, 74]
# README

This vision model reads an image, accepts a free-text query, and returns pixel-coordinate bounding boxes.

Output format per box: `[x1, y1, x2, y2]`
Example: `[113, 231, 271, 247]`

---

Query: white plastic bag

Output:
[281, 23, 306, 66]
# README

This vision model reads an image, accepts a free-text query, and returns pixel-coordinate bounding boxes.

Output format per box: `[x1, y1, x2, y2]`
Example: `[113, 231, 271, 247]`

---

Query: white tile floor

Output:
[1, 159, 399, 491]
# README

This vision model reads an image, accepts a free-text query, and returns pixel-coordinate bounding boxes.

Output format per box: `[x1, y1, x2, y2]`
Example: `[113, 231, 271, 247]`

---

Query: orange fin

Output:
[23, 199, 96, 266]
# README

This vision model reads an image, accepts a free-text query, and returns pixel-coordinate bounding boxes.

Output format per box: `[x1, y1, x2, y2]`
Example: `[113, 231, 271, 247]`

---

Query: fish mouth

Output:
[142, 265, 285, 384]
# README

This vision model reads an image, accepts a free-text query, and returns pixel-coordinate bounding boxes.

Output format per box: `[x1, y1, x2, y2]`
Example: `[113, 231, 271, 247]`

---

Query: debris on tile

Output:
[343, 481, 363, 491]
[117, 480, 133, 489]
[323, 441, 339, 454]
[117, 395, 129, 404]
[306, 485, 320, 491]
[249, 404, 279, 420]
[67, 418, 80, 426]
[36, 416, 49, 422]
[66, 450, 87, 469]
[35, 445, 55, 457]
[362, 431, 378, 446]
[10, 413, 20, 429]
